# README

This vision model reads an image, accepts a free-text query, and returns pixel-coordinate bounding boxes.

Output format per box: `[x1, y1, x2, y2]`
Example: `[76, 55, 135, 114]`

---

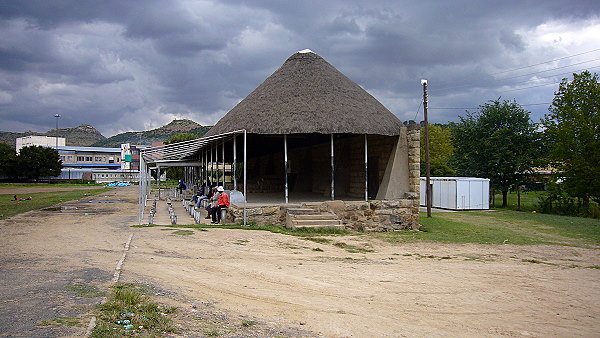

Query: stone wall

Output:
[227, 197, 419, 231]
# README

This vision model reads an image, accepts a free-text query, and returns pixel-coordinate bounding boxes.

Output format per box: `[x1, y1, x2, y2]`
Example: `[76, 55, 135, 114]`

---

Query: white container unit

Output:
[420, 177, 490, 210]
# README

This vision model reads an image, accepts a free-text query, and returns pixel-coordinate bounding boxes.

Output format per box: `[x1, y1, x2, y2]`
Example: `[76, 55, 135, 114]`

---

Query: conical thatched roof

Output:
[206, 50, 404, 136]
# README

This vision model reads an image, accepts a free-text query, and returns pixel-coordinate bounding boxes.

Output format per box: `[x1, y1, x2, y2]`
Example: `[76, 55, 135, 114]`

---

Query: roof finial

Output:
[298, 49, 314, 54]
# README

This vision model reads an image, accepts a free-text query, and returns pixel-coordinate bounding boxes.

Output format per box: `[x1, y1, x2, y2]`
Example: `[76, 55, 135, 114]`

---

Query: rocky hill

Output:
[0, 119, 211, 149]
[91, 119, 211, 147]
[0, 124, 106, 148]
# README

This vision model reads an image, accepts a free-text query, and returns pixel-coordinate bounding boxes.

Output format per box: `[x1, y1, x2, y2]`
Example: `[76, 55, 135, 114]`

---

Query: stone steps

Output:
[285, 208, 344, 230]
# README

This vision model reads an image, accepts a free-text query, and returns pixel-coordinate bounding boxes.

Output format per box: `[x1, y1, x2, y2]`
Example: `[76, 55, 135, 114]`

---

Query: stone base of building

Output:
[229, 198, 420, 231]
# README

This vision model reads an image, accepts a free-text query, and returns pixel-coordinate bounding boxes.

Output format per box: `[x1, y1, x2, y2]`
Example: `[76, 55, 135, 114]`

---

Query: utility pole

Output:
[421, 79, 432, 218]
[54, 114, 60, 150]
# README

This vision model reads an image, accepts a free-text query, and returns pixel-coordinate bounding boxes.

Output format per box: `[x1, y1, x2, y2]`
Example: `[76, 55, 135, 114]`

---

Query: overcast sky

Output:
[1, 0, 599, 137]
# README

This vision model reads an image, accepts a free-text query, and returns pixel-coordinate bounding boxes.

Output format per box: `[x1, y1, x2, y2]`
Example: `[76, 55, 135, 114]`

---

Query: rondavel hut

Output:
[204, 49, 421, 231]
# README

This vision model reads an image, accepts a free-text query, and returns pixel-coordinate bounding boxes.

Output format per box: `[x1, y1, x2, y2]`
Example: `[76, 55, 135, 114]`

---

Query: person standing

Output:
[212, 186, 230, 224]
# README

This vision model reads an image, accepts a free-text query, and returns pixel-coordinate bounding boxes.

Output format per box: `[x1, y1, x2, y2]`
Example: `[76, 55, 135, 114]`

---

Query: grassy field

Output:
[371, 210, 600, 247]
[0, 188, 112, 220]
[0, 182, 103, 189]
[491, 190, 543, 211]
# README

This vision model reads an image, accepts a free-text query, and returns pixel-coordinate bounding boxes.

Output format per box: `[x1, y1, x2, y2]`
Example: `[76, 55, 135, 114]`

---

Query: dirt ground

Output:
[1, 186, 599, 337]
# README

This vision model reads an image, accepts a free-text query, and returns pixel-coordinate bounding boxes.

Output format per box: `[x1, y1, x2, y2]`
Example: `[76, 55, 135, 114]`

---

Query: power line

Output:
[431, 65, 600, 95]
[491, 48, 600, 75]
[511, 65, 600, 84]
[413, 100, 423, 121]
[499, 82, 559, 93]
[495, 58, 600, 80]
[429, 102, 551, 110]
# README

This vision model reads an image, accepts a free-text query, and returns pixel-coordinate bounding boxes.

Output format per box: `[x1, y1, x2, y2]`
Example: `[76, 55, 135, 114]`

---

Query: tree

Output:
[164, 133, 199, 180]
[164, 133, 199, 145]
[450, 99, 540, 207]
[542, 71, 600, 208]
[421, 124, 456, 176]
[17, 145, 62, 180]
[0, 143, 17, 178]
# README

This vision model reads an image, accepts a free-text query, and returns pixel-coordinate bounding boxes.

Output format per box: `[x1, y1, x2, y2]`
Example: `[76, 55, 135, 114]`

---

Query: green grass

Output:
[171, 230, 194, 236]
[65, 283, 106, 298]
[372, 211, 600, 247]
[134, 223, 350, 237]
[38, 316, 84, 327]
[91, 283, 177, 337]
[492, 190, 600, 214]
[333, 241, 374, 253]
[0, 182, 103, 188]
[0, 188, 112, 220]
[491, 190, 542, 211]
[137, 210, 599, 248]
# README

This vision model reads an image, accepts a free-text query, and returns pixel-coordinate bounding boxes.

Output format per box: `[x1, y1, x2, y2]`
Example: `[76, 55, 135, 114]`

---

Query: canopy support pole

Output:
[243, 130, 247, 225]
[284, 134, 288, 204]
[157, 164, 161, 200]
[364, 134, 368, 201]
[222, 141, 225, 188]
[331, 133, 335, 200]
[233, 135, 237, 191]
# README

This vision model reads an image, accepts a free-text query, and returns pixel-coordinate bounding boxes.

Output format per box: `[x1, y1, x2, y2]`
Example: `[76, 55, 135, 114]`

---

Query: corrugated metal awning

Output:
[140, 130, 244, 163]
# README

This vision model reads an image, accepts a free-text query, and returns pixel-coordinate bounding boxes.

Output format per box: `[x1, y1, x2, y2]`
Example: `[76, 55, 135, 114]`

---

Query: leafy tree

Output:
[542, 71, 600, 208]
[164, 133, 199, 145]
[450, 99, 540, 207]
[421, 124, 456, 176]
[0, 142, 17, 178]
[164, 133, 199, 180]
[17, 145, 62, 180]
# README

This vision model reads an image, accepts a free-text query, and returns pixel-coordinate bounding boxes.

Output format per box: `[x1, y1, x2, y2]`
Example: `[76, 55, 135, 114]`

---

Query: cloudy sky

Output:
[1, 0, 599, 137]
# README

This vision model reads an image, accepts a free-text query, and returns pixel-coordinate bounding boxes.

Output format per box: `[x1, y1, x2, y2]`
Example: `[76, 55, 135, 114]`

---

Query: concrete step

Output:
[294, 224, 346, 230]
[292, 213, 338, 220]
[291, 219, 343, 226]
[286, 208, 320, 215]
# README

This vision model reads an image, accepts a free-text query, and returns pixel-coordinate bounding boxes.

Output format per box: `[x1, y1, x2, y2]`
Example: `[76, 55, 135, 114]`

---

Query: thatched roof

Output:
[206, 50, 404, 136]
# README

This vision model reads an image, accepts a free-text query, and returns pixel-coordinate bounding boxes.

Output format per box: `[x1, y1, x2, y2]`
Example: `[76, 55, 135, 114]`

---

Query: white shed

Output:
[420, 177, 490, 210]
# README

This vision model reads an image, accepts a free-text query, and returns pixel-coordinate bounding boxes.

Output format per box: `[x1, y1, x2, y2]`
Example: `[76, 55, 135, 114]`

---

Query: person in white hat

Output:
[212, 186, 230, 224]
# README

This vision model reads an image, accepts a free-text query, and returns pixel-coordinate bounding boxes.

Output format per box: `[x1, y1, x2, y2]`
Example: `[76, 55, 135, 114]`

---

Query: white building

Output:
[16, 135, 65, 153]
[420, 177, 490, 210]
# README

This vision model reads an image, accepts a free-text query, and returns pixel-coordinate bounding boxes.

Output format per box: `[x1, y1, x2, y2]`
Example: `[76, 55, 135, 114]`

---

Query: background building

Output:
[16, 135, 65, 153]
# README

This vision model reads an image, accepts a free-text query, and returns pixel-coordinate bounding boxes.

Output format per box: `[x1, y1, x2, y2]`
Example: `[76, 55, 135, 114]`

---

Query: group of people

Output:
[189, 180, 230, 224]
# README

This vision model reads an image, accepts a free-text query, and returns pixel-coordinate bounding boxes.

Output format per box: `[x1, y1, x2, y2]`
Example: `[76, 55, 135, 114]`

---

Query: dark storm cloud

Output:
[0, 0, 599, 136]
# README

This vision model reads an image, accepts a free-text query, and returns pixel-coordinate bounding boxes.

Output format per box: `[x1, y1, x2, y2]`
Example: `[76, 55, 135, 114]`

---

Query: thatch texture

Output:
[206, 51, 404, 136]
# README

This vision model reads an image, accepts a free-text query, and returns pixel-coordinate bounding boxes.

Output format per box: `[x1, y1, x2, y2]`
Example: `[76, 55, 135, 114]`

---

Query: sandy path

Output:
[126, 227, 600, 337]
[1, 186, 599, 337]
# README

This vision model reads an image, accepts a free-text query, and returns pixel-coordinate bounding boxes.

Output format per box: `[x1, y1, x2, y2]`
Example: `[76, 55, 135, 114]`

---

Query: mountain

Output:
[0, 119, 211, 149]
[0, 124, 106, 148]
[91, 119, 211, 147]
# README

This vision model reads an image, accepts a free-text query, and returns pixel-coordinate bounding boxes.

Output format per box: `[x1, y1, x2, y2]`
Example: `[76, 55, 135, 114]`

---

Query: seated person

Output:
[212, 186, 230, 224]
[205, 187, 220, 220]
[194, 181, 212, 209]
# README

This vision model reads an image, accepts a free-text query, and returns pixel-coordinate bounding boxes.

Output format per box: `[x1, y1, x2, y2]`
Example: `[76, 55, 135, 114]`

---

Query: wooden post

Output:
[422, 79, 432, 218]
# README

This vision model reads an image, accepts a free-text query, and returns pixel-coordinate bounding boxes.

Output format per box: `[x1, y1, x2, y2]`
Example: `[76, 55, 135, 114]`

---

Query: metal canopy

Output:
[141, 130, 244, 163]
[138, 129, 247, 226]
